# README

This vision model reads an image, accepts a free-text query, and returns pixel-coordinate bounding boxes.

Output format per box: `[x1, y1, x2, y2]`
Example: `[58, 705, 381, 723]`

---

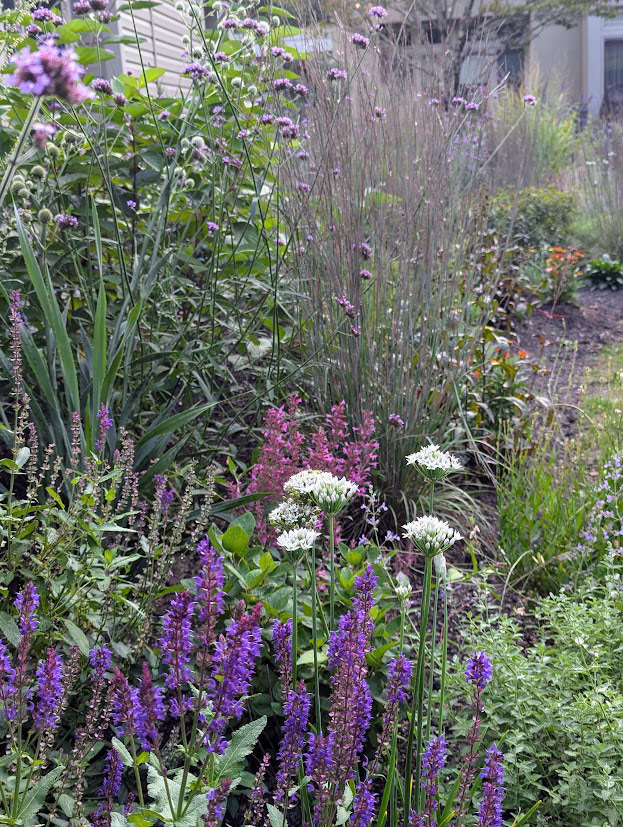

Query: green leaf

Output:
[17, 766, 63, 824]
[297, 649, 327, 667]
[512, 801, 543, 827]
[221, 525, 250, 557]
[231, 512, 256, 537]
[58, 794, 75, 817]
[75, 46, 117, 63]
[112, 736, 134, 768]
[0, 612, 20, 647]
[63, 618, 90, 656]
[16, 212, 79, 414]
[14, 446, 30, 468]
[213, 716, 267, 781]
[266, 804, 284, 827]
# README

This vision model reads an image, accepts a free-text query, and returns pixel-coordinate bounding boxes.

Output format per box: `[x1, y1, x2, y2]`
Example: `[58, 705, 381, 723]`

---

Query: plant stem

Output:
[425, 576, 440, 743]
[328, 513, 335, 631]
[292, 554, 298, 686]
[404, 554, 433, 817]
[311, 542, 321, 731]
[438, 573, 448, 733]
[0, 98, 42, 209]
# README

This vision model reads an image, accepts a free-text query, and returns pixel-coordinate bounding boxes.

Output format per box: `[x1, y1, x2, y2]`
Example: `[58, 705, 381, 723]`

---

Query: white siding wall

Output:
[118, 0, 190, 90]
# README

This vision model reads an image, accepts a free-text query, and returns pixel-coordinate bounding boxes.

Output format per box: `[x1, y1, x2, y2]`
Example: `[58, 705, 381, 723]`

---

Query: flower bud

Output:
[38, 207, 53, 223]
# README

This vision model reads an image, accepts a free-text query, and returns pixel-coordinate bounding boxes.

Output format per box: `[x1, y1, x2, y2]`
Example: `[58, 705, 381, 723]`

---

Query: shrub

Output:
[585, 255, 623, 291]
[490, 185, 576, 253]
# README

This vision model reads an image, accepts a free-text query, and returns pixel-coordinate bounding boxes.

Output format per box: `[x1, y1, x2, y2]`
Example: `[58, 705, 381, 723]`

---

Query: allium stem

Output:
[310, 541, 322, 730]
[292, 558, 298, 687]
[328, 514, 336, 631]
[404, 554, 433, 816]
[0, 97, 42, 209]
[438, 577, 448, 733]
[426, 578, 440, 744]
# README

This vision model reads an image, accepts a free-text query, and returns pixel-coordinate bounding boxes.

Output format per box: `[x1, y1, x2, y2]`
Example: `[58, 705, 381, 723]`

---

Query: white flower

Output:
[276, 527, 320, 552]
[433, 552, 447, 577]
[269, 499, 320, 532]
[395, 572, 412, 601]
[284, 470, 358, 515]
[405, 444, 462, 481]
[402, 515, 461, 558]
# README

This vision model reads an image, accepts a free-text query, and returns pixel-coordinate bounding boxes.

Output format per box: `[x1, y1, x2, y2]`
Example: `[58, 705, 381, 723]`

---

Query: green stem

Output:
[310, 542, 322, 731]
[426, 577, 440, 744]
[438, 574, 448, 733]
[404, 555, 433, 817]
[292, 555, 298, 687]
[129, 740, 145, 807]
[0, 98, 42, 209]
[328, 513, 335, 631]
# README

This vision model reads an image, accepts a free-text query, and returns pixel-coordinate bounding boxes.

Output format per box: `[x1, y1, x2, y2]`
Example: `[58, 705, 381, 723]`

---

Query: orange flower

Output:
[518, 349, 528, 359]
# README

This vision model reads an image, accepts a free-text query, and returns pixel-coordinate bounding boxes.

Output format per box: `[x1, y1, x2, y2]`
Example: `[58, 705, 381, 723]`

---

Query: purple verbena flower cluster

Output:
[7, 45, 93, 103]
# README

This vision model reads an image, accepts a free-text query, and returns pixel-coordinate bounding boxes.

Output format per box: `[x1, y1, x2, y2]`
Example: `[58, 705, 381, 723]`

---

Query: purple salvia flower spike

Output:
[160, 591, 195, 692]
[274, 680, 311, 803]
[478, 745, 505, 827]
[34, 648, 63, 730]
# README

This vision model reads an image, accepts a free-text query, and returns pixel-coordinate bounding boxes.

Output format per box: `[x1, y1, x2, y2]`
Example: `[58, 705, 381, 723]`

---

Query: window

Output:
[497, 48, 523, 86]
[605, 39, 623, 101]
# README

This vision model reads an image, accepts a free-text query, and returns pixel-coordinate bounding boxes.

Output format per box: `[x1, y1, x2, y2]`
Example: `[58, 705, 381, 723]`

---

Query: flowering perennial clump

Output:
[269, 499, 321, 532]
[284, 469, 358, 515]
[276, 526, 321, 552]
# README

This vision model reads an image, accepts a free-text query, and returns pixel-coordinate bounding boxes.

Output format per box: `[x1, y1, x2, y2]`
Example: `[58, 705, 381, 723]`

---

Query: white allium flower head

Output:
[276, 527, 320, 552]
[269, 499, 320, 532]
[395, 572, 412, 601]
[405, 444, 462, 481]
[402, 515, 461, 557]
[284, 469, 358, 514]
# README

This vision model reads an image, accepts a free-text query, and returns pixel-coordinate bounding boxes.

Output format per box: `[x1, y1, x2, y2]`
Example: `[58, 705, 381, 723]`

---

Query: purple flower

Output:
[195, 539, 225, 648]
[92, 748, 123, 827]
[15, 582, 39, 637]
[260, 113, 274, 124]
[127, 199, 137, 212]
[294, 83, 308, 96]
[222, 17, 237, 28]
[359, 269, 372, 280]
[421, 734, 446, 793]
[32, 121, 55, 149]
[354, 241, 372, 259]
[523, 94, 537, 106]
[350, 33, 370, 48]
[368, 5, 387, 17]
[207, 221, 219, 234]
[90, 645, 112, 676]
[34, 648, 64, 730]
[297, 181, 311, 193]
[429, 97, 440, 105]
[465, 651, 492, 691]
[113, 93, 126, 106]
[96, 403, 113, 450]
[33, 7, 54, 21]
[205, 780, 231, 827]
[183, 63, 209, 80]
[214, 51, 229, 62]
[135, 662, 165, 750]
[7, 45, 93, 104]
[273, 619, 292, 695]
[157, 109, 170, 121]
[273, 78, 293, 91]
[26, 23, 41, 36]
[56, 213, 79, 230]
[160, 591, 195, 692]
[452, 96, 466, 105]
[92, 77, 113, 95]
[465, 101, 479, 111]
[112, 668, 140, 737]
[351, 775, 376, 827]
[0, 640, 16, 720]
[206, 604, 262, 753]
[328, 67, 347, 81]
[377, 654, 412, 752]
[72, 0, 91, 12]
[165, 147, 176, 157]
[306, 732, 334, 820]
[374, 106, 386, 120]
[389, 413, 404, 427]
[275, 681, 311, 801]
[478, 745, 504, 827]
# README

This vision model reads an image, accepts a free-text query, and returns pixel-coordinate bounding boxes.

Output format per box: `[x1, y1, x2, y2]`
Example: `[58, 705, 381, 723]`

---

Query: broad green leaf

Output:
[213, 716, 267, 781]
[221, 524, 250, 556]
[17, 766, 63, 824]
[266, 804, 283, 827]
[297, 649, 327, 667]
[112, 736, 134, 768]
[63, 618, 90, 656]
[0, 611, 20, 647]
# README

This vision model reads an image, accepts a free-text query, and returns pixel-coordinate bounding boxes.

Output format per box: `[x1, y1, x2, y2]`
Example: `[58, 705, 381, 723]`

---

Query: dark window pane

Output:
[497, 49, 523, 86]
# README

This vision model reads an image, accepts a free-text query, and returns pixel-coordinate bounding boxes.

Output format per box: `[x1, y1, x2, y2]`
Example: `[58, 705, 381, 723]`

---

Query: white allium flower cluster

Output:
[402, 515, 461, 557]
[276, 527, 320, 552]
[395, 572, 412, 601]
[269, 500, 320, 532]
[284, 469, 358, 515]
[405, 444, 462, 481]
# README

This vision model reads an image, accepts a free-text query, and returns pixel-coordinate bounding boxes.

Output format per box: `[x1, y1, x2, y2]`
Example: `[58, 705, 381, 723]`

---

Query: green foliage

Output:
[497, 428, 590, 593]
[0, 0, 303, 474]
[585, 254, 623, 291]
[449, 556, 623, 826]
[490, 185, 576, 253]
